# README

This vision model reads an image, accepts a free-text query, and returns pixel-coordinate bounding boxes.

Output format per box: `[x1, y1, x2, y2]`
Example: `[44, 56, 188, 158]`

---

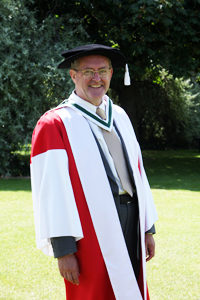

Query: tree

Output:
[1, 0, 200, 176]
[28, 0, 200, 78]
[0, 0, 89, 176]
[27, 0, 200, 140]
[135, 70, 200, 149]
[185, 80, 200, 146]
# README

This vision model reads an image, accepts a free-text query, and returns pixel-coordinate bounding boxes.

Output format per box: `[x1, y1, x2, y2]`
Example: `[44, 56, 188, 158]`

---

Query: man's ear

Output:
[110, 68, 113, 80]
[70, 69, 76, 84]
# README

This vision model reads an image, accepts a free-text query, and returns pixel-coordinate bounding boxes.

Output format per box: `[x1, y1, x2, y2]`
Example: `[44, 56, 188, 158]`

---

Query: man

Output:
[30, 44, 158, 300]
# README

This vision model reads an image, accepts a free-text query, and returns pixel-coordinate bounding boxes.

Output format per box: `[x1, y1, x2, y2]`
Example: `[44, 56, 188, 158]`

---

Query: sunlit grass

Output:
[0, 150, 199, 299]
[143, 150, 200, 300]
[0, 179, 65, 300]
[147, 189, 200, 300]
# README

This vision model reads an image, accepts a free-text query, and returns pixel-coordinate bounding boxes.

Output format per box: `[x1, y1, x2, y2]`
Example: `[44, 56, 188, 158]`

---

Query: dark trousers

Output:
[118, 193, 140, 279]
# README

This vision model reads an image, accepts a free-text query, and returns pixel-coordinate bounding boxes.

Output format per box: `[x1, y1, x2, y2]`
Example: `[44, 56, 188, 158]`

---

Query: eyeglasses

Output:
[74, 68, 111, 79]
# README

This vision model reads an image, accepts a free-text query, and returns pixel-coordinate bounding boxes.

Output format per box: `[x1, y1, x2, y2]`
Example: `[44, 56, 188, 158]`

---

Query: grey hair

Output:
[71, 58, 112, 70]
[71, 59, 79, 70]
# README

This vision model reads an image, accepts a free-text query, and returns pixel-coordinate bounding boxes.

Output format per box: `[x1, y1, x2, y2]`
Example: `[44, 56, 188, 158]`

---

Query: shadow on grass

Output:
[0, 178, 31, 191]
[143, 150, 200, 191]
[0, 150, 199, 192]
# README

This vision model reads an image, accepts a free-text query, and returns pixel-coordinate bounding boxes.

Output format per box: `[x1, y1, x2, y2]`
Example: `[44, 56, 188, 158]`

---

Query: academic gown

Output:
[30, 94, 158, 300]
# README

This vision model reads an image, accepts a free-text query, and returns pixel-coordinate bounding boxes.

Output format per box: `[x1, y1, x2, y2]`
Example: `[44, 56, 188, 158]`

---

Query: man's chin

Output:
[88, 87, 105, 100]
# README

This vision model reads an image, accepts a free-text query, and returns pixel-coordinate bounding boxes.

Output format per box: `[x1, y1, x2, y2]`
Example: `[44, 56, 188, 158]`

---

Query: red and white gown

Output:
[30, 93, 158, 300]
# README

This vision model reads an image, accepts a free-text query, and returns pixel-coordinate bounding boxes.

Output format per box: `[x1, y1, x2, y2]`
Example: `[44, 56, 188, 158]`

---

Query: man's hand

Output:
[57, 253, 80, 285]
[145, 234, 155, 262]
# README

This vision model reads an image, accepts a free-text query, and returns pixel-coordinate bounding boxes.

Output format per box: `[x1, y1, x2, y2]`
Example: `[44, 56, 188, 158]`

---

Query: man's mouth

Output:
[90, 85, 102, 88]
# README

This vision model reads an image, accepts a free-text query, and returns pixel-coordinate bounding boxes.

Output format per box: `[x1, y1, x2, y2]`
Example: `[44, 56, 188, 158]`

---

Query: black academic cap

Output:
[57, 44, 127, 69]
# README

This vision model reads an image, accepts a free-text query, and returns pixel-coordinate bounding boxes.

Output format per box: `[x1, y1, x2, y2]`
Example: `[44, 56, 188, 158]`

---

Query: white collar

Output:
[57, 90, 113, 131]
[70, 91, 106, 113]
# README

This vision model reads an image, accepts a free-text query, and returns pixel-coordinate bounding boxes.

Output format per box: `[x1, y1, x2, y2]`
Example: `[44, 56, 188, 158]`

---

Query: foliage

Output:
[28, 0, 200, 79]
[136, 69, 200, 149]
[28, 0, 200, 149]
[0, 0, 89, 176]
[186, 80, 200, 143]
[1, 0, 200, 175]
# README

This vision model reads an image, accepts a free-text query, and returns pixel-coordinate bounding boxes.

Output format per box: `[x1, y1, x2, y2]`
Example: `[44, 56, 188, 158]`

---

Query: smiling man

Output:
[70, 55, 113, 106]
[30, 44, 158, 300]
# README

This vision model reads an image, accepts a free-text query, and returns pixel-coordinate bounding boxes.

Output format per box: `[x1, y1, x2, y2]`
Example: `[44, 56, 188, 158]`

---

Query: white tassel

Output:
[124, 64, 131, 86]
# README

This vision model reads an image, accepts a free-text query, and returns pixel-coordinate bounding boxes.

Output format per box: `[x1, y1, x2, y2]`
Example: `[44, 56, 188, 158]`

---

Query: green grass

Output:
[0, 150, 200, 299]
[0, 179, 65, 299]
[147, 189, 200, 300]
[143, 149, 200, 191]
[142, 150, 200, 300]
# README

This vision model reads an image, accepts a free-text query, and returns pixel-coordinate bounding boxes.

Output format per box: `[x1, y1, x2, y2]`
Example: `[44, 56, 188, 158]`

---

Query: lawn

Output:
[0, 150, 199, 299]
[0, 179, 65, 300]
[143, 150, 200, 300]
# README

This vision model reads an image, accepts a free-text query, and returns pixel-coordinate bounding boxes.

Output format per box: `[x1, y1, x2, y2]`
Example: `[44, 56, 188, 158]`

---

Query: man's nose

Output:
[92, 71, 101, 81]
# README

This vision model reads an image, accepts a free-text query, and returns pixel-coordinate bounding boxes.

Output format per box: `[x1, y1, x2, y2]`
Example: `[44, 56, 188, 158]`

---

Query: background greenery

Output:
[1, 0, 200, 176]
[0, 150, 199, 299]
[1, 1, 199, 297]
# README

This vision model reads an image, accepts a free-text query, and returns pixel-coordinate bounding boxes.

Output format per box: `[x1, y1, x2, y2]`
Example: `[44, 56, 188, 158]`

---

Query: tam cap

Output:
[57, 44, 131, 85]
[57, 44, 127, 69]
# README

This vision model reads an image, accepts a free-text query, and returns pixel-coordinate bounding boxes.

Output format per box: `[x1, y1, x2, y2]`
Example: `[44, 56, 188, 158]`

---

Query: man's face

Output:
[70, 55, 113, 106]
